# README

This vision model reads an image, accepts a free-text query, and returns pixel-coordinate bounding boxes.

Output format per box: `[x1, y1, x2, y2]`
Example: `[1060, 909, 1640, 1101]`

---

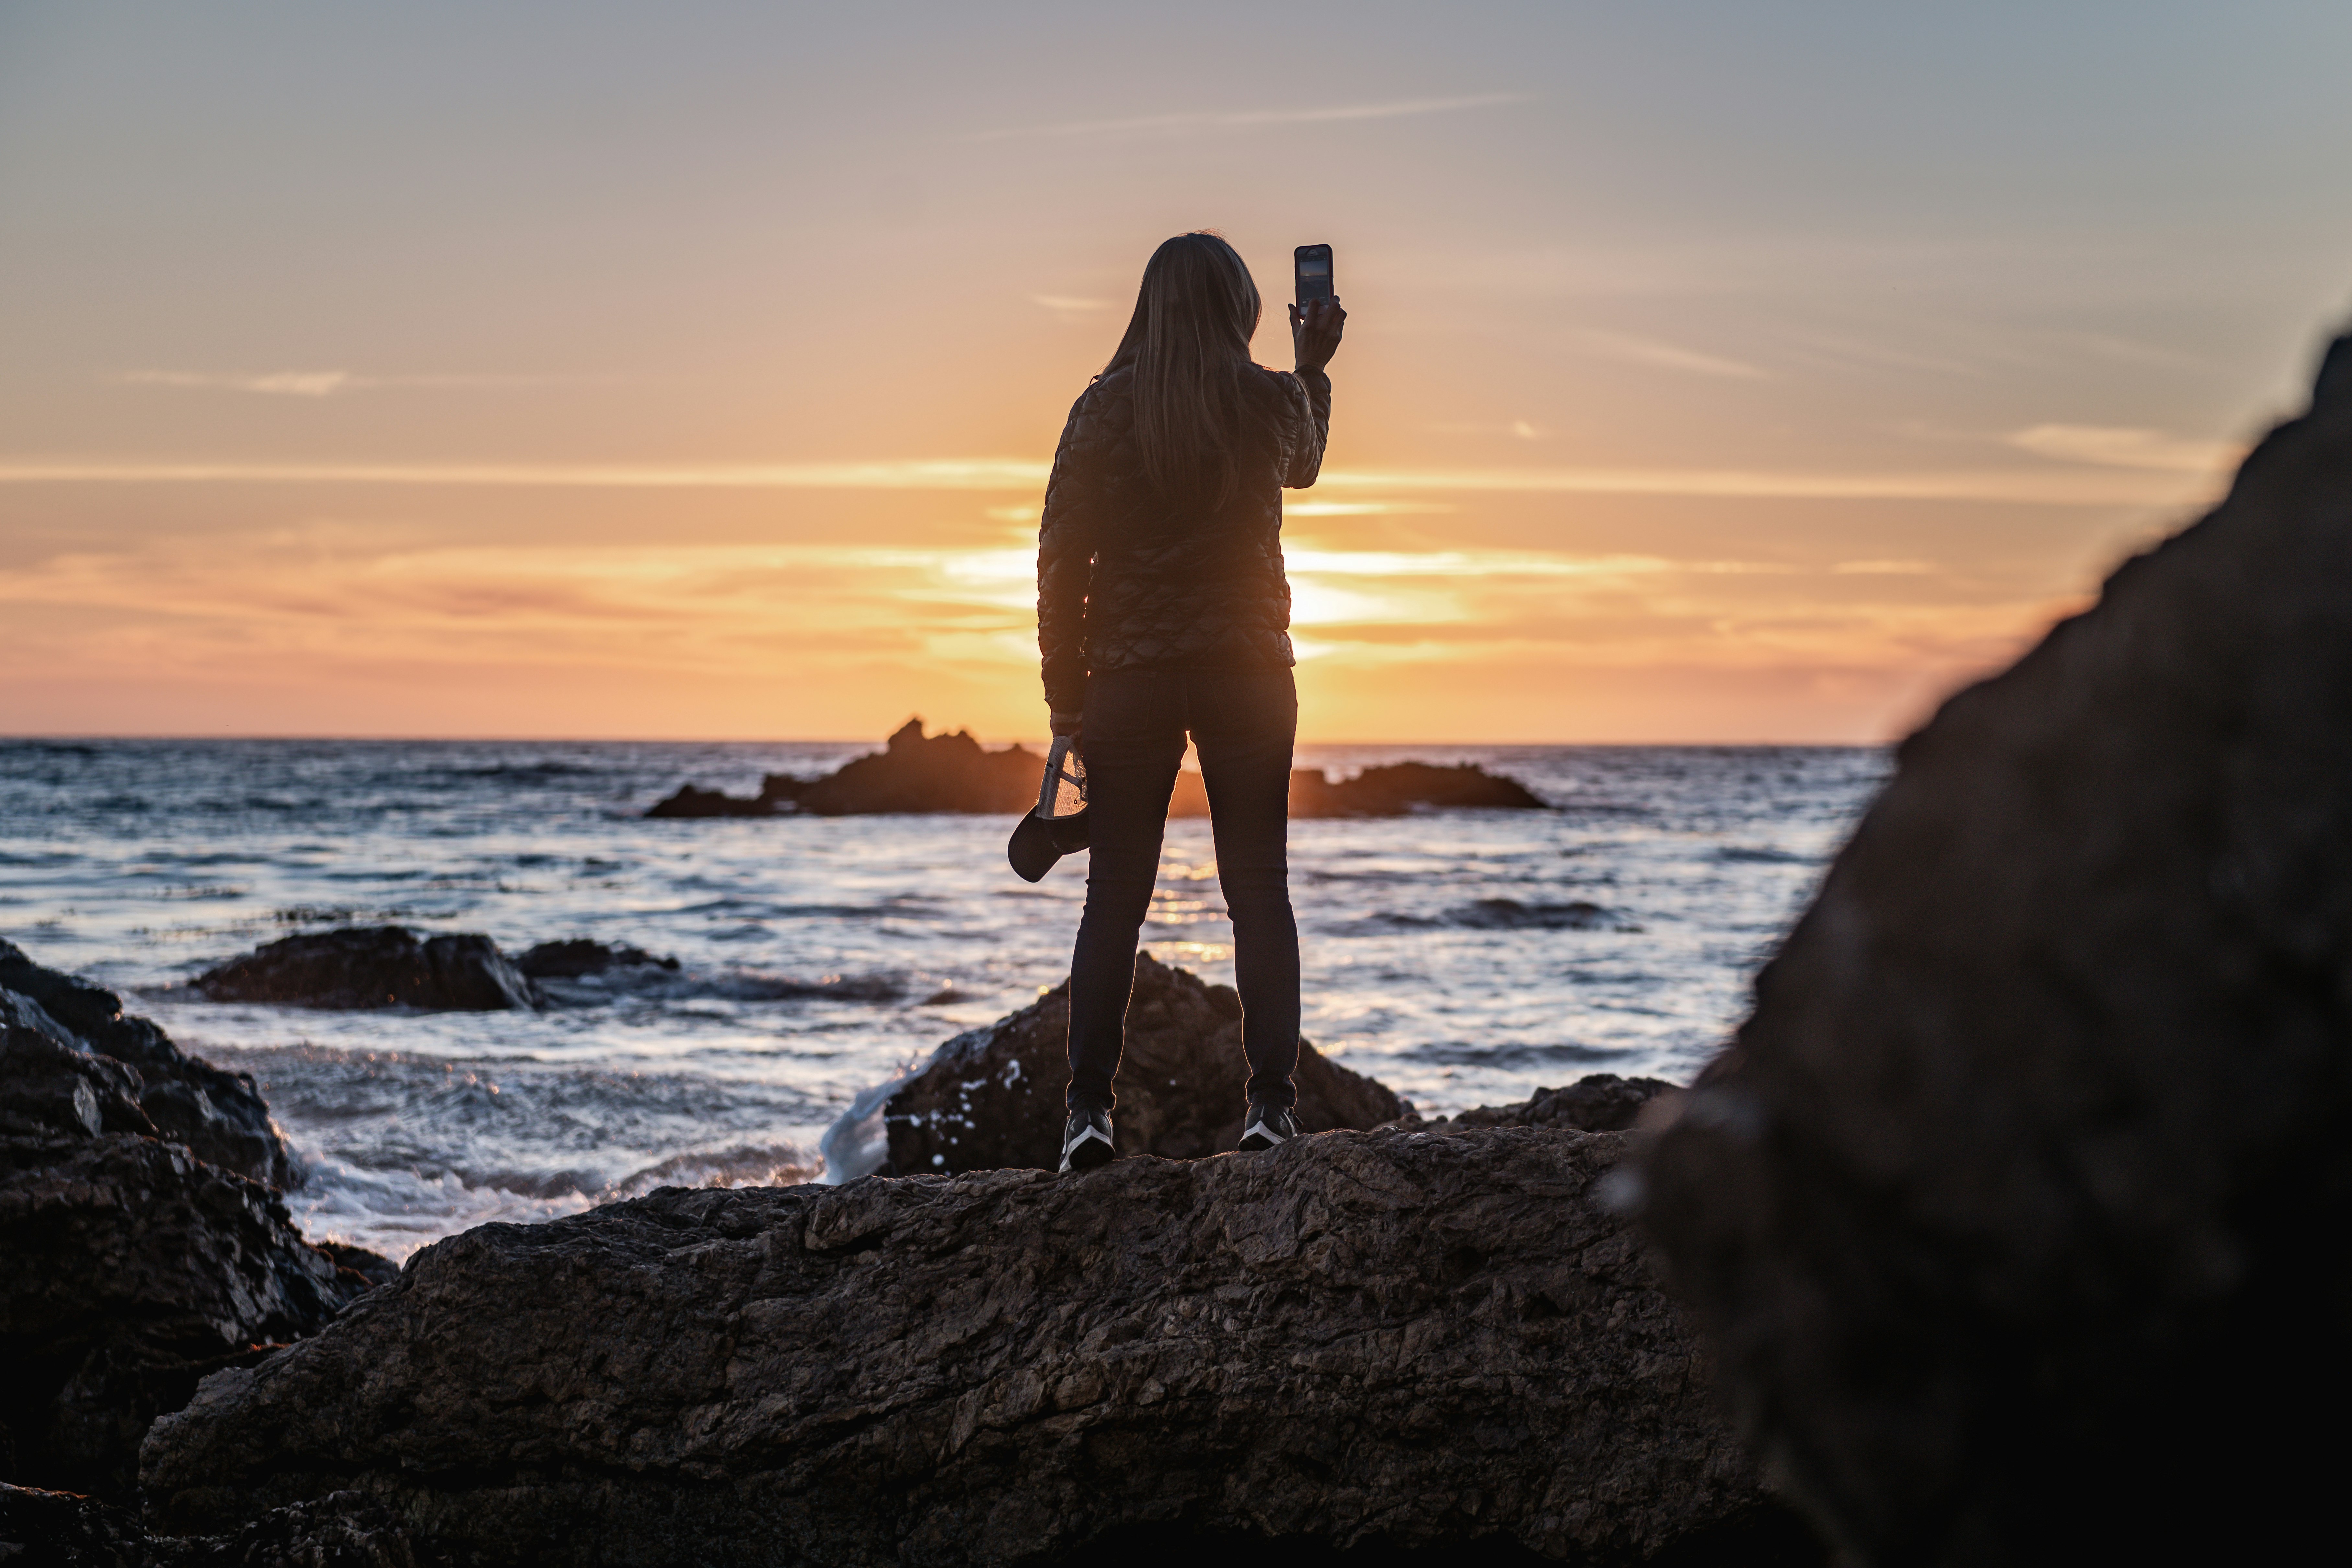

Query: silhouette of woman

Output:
[1036, 232, 1346, 1171]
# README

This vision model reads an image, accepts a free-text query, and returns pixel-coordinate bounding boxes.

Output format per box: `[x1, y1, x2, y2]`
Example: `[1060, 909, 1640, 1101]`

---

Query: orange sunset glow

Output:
[5, 4, 2347, 742]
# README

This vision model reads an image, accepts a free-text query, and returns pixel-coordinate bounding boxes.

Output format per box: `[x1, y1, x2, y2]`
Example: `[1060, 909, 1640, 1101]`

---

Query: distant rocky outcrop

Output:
[193, 927, 542, 1011]
[646, 719, 1548, 820]
[856, 951, 1400, 1177]
[0, 943, 387, 1504]
[142, 1127, 1817, 1566]
[1636, 335, 2352, 1562]
[641, 782, 773, 818]
[1172, 759, 1549, 817]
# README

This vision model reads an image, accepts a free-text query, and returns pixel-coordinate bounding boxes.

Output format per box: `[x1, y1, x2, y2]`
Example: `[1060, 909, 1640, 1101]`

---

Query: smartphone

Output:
[1294, 243, 1335, 305]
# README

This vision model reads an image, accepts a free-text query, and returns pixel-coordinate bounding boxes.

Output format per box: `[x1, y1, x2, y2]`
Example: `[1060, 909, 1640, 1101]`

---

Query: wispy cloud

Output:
[115, 370, 605, 398]
[1581, 330, 1770, 382]
[2005, 424, 2244, 473]
[121, 369, 360, 397]
[967, 92, 1525, 143]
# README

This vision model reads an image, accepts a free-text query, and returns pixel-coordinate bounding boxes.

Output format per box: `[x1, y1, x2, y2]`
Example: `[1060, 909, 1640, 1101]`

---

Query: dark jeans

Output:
[1065, 665, 1301, 1113]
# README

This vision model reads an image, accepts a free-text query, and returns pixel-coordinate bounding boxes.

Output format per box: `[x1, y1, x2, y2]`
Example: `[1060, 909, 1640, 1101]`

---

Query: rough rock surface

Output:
[1637, 335, 2352, 1564]
[0, 1134, 372, 1500]
[192, 927, 542, 1012]
[143, 1127, 1814, 1566]
[1, 942, 289, 1186]
[875, 951, 1400, 1176]
[0, 1482, 435, 1566]
[1390, 1073, 1677, 1136]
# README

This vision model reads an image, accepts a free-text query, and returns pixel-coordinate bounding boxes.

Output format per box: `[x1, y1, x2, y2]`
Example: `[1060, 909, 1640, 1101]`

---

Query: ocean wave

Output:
[1712, 845, 1813, 864]
[1451, 898, 1634, 931]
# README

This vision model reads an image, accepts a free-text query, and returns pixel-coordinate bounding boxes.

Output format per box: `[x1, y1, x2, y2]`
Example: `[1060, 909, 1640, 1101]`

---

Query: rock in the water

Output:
[0, 1134, 370, 1500]
[1393, 1073, 1677, 1135]
[790, 717, 1042, 816]
[1169, 759, 1549, 819]
[513, 939, 679, 979]
[193, 927, 541, 1012]
[143, 1127, 1814, 1565]
[1, 942, 290, 1186]
[873, 951, 1400, 1175]
[1636, 334, 2352, 1563]
[644, 782, 772, 817]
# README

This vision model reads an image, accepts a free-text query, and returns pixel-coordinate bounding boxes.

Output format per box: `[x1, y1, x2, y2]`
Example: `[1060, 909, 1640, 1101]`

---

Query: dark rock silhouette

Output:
[785, 717, 1042, 815]
[645, 720, 1547, 821]
[513, 939, 679, 979]
[1, 942, 289, 1186]
[875, 951, 1400, 1175]
[1169, 759, 1547, 817]
[643, 782, 771, 817]
[142, 1127, 1816, 1565]
[1389, 1072, 1676, 1135]
[1637, 334, 2352, 1564]
[193, 927, 542, 1011]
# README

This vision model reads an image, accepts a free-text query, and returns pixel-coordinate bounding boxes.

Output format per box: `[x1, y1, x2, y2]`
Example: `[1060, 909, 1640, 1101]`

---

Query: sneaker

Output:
[1237, 1102, 1299, 1153]
[1059, 1105, 1115, 1172]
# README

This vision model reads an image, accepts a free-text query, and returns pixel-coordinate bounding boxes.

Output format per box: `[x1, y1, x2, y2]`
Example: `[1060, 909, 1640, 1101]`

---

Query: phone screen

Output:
[1295, 244, 1334, 304]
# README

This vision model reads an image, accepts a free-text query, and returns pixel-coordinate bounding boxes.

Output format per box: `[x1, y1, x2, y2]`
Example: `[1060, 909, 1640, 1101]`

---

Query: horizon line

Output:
[0, 455, 2223, 508]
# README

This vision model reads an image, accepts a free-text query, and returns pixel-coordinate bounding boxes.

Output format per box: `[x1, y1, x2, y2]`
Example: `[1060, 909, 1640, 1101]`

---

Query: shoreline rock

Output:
[141, 1127, 1816, 1565]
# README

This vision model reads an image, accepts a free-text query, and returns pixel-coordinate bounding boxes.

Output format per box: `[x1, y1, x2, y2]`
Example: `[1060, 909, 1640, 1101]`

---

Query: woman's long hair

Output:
[1103, 232, 1264, 510]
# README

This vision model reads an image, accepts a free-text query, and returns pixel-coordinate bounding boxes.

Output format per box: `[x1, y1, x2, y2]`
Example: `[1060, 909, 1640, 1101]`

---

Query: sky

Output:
[3, 1, 2350, 743]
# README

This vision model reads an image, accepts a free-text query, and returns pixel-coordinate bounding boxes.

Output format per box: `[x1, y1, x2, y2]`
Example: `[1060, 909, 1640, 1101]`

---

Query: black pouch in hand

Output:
[1008, 734, 1090, 882]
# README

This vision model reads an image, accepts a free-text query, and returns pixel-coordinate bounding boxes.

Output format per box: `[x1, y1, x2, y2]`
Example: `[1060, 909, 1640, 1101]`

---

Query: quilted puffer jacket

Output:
[1036, 363, 1332, 713]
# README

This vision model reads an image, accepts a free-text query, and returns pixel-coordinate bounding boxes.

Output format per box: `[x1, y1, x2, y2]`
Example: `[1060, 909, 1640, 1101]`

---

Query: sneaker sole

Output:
[1236, 1131, 1289, 1154]
[1060, 1137, 1115, 1173]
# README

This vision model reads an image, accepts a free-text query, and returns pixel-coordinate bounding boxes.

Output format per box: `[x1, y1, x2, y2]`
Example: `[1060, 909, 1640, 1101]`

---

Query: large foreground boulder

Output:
[0, 1134, 373, 1501]
[193, 926, 541, 1011]
[1, 942, 289, 1186]
[872, 951, 1400, 1175]
[143, 1127, 1816, 1565]
[1, 943, 385, 1502]
[1637, 336, 2352, 1563]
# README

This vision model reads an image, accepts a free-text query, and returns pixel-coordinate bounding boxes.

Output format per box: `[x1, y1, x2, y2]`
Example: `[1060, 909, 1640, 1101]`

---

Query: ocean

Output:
[0, 737, 1886, 1259]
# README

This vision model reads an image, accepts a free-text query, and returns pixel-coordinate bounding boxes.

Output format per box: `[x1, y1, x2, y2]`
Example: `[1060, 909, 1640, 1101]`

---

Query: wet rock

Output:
[1636, 335, 2352, 1563]
[193, 928, 541, 1012]
[1170, 759, 1548, 818]
[0, 1133, 369, 1501]
[869, 951, 1400, 1176]
[0, 943, 289, 1187]
[1391, 1072, 1677, 1135]
[142, 1126, 1814, 1565]
[643, 783, 771, 818]
[512, 940, 679, 980]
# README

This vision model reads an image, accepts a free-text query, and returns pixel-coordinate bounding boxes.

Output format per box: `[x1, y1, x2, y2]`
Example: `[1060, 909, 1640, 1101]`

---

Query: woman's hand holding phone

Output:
[1290, 296, 1346, 375]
